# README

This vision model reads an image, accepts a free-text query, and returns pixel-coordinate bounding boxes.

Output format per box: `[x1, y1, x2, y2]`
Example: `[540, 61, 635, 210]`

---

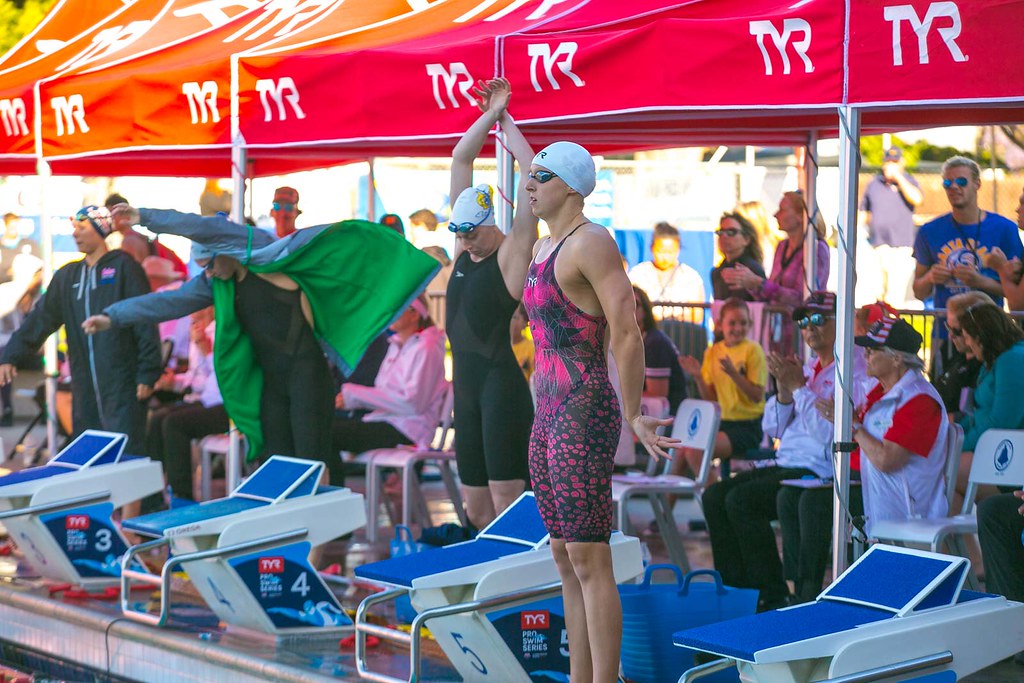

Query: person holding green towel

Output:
[82, 205, 437, 487]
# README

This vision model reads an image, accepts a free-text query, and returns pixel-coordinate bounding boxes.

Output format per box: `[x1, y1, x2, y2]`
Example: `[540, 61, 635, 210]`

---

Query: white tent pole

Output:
[496, 128, 514, 233]
[231, 133, 246, 223]
[832, 105, 861, 579]
[366, 158, 377, 222]
[227, 134, 246, 491]
[803, 132, 819, 296]
[36, 157, 58, 458]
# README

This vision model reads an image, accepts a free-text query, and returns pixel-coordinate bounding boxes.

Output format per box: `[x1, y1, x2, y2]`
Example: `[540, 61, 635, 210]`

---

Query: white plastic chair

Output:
[362, 384, 467, 542]
[611, 398, 721, 571]
[869, 426, 1022, 588]
[194, 425, 246, 501]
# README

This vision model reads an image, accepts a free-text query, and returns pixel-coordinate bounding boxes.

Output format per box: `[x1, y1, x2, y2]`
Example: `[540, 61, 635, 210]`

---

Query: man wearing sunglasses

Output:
[270, 186, 301, 238]
[0, 205, 162, 452]
[912, 155, 1021, 375]
[859, 146, 922, 310]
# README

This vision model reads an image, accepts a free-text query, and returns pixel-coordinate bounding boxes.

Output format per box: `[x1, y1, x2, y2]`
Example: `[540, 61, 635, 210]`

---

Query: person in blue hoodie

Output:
[0, 206, 161, 450]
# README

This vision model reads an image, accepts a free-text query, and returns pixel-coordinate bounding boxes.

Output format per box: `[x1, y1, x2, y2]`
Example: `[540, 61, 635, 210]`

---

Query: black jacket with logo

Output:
[1, 250, 161, 448]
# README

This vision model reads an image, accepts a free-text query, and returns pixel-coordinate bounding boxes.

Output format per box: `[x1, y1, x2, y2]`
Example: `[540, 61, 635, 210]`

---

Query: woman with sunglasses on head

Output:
[445, 77, 538, 530]
[713, 212, 765, 302]
[728, 191, 829, 354]
[950, 300, 1024, 507]
[523, 140, 681, 683]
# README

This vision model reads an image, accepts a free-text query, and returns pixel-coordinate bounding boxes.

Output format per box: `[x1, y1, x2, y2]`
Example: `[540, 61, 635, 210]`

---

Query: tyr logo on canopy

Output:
[749, 18, 813, 76]
[884, 2, 966, 66]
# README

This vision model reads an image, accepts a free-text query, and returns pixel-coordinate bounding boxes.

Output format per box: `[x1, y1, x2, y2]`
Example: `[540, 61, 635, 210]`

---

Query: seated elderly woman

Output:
[952, 299, 1024, 504]
[852, 318, 949, 535]
[332, 294, 448, 483]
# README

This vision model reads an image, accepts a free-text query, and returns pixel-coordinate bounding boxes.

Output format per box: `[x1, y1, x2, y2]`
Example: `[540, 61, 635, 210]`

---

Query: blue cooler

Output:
[619, 566, 757, 683]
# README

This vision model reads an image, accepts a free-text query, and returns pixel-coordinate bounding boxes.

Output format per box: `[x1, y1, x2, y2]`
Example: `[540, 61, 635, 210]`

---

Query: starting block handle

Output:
[355, 588, 413, 683]
[0, 491, 110, 521]
[355, 579, 563, 683]
[821, 650, 953, 683]
[120, 528, 311, 628]
[680, 658, 737, 683]
[120, 536, 174, 626]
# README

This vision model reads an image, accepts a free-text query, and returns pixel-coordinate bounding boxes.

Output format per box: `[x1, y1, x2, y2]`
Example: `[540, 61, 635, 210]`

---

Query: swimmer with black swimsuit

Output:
[446, 78, 538, 529]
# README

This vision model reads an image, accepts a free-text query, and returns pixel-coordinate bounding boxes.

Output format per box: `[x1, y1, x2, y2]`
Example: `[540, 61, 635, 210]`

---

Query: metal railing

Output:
[424, 291, 1024, 381]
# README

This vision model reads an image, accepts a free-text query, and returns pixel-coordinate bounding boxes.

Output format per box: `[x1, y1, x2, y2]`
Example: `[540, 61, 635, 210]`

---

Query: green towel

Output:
[211, 220, 439, 460]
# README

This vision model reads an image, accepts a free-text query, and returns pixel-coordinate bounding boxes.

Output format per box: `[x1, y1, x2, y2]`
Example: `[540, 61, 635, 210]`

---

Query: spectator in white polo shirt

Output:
[852, 317, 949, 535]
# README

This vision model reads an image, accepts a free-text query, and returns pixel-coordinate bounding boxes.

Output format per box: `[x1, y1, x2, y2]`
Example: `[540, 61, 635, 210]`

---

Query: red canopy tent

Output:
[0, 0, 269, 175]
[34, 0, 428, 176]
[233, 0, 852, 156]
[0, 0, 129, 71]
[849, 0, 1024, 125]
[233, 0, 602, 157]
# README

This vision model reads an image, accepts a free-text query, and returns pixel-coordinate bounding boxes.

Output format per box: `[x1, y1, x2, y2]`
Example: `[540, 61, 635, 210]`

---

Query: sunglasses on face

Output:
[272, 202, 296, 211]
[796, 313, 833, 329]
[948, 325, 964, 338]
[942, 177, 969, 189]
[528, 170, 558, 184]
[715, 228, 741, 237]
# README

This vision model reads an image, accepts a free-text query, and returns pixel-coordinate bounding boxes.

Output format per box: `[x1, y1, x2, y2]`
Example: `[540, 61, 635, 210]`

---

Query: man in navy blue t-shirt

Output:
[912, 156, 1022, 373]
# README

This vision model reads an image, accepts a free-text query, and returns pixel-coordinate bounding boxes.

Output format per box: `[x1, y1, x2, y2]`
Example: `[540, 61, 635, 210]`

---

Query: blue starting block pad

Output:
[120, 456, 366, 637]
[675, 545, 1024, 682]
[354, 493, 644, 683]
[0, 431, 163, 587]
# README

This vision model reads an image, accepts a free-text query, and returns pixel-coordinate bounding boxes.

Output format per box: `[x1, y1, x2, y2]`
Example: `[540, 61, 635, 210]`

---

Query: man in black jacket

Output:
[0, 205, 161, 451]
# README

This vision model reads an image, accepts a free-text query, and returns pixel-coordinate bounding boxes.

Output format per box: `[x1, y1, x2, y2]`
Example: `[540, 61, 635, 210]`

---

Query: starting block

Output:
[119, 456, 366, 636]
[0, 430, 162, 587]
[354, 492, 644, 683]
[675, 544, 1024, 683]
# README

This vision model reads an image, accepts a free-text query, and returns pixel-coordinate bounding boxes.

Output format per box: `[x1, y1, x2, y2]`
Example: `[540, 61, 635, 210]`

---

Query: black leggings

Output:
[152, 403, 229, 500]
[235, 273, 335, 477]
[330, 416, 411, 486]
[451, 353, 533, 487]
[260, 350, 335, 466]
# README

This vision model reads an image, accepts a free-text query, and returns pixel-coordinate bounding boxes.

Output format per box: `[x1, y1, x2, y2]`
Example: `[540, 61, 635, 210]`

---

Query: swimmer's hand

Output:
[631, 415, 682, 461]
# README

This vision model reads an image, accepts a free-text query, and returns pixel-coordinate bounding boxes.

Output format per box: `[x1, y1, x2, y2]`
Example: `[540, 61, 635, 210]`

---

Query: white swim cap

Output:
[449, 184, 497, 232]
[532, 141, 596, 197]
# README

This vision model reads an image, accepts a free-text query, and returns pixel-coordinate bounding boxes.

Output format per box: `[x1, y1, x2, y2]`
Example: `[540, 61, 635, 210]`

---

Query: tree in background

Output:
[860, 134, 993, 170]
[0, 0, 57, 57]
